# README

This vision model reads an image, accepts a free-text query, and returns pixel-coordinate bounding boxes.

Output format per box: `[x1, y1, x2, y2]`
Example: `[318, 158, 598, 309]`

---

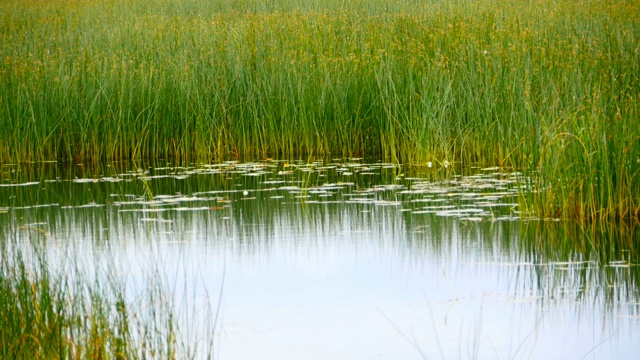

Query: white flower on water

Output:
[243, 191, 249, 196]
[427, 162, 433, 168]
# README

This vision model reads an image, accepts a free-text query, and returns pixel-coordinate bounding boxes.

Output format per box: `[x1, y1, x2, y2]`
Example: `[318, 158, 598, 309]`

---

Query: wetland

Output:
[1, 0, 639, 358]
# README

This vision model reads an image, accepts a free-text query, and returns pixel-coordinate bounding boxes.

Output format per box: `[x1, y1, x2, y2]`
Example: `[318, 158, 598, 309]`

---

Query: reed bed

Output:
[0, 230, 190, 360]
[0, 0, 638, 220]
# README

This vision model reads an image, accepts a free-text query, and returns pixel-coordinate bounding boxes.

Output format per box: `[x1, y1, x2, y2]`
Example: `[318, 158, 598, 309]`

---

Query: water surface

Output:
[1, 160, 639, 359]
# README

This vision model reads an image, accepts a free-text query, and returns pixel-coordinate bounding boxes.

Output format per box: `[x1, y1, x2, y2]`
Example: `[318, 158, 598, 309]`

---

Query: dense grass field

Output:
[0, 0, 638, 220]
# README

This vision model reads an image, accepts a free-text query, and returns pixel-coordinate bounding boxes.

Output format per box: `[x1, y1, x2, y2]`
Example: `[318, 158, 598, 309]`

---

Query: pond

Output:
[1, 159, 639, 359]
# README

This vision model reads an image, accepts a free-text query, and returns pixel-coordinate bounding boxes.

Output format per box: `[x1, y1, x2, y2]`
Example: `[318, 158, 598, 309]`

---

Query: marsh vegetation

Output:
[0, 0, 638, 219]
[0, 231, 190, 359]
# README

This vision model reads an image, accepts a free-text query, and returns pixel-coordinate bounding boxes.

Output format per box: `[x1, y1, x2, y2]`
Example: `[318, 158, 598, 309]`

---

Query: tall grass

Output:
[0, 229, 190, 359]
[0, 0, 638, 219]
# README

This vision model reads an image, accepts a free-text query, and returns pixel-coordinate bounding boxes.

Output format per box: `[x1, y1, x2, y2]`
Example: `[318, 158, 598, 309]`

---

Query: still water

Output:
[1, 160, 639, 359]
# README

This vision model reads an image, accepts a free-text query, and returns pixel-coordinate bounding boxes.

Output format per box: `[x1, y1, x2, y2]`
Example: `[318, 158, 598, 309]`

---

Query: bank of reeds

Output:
[0, 230, 186, 359]
[0, 0, 638, 220]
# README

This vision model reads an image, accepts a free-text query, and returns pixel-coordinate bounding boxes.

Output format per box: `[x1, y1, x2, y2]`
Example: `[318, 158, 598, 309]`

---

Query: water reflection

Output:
[1, 161, 639, 359]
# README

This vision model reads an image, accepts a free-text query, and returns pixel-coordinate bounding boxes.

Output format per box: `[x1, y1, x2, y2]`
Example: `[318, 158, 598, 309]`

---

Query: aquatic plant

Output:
[0, 0, 638, 220]
[0, 228, 189, 359]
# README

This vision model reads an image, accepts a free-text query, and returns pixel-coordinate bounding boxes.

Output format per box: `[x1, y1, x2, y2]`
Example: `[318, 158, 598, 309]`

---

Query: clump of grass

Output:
[0, 229, 185, 359]
[0, 0, 638, 220]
